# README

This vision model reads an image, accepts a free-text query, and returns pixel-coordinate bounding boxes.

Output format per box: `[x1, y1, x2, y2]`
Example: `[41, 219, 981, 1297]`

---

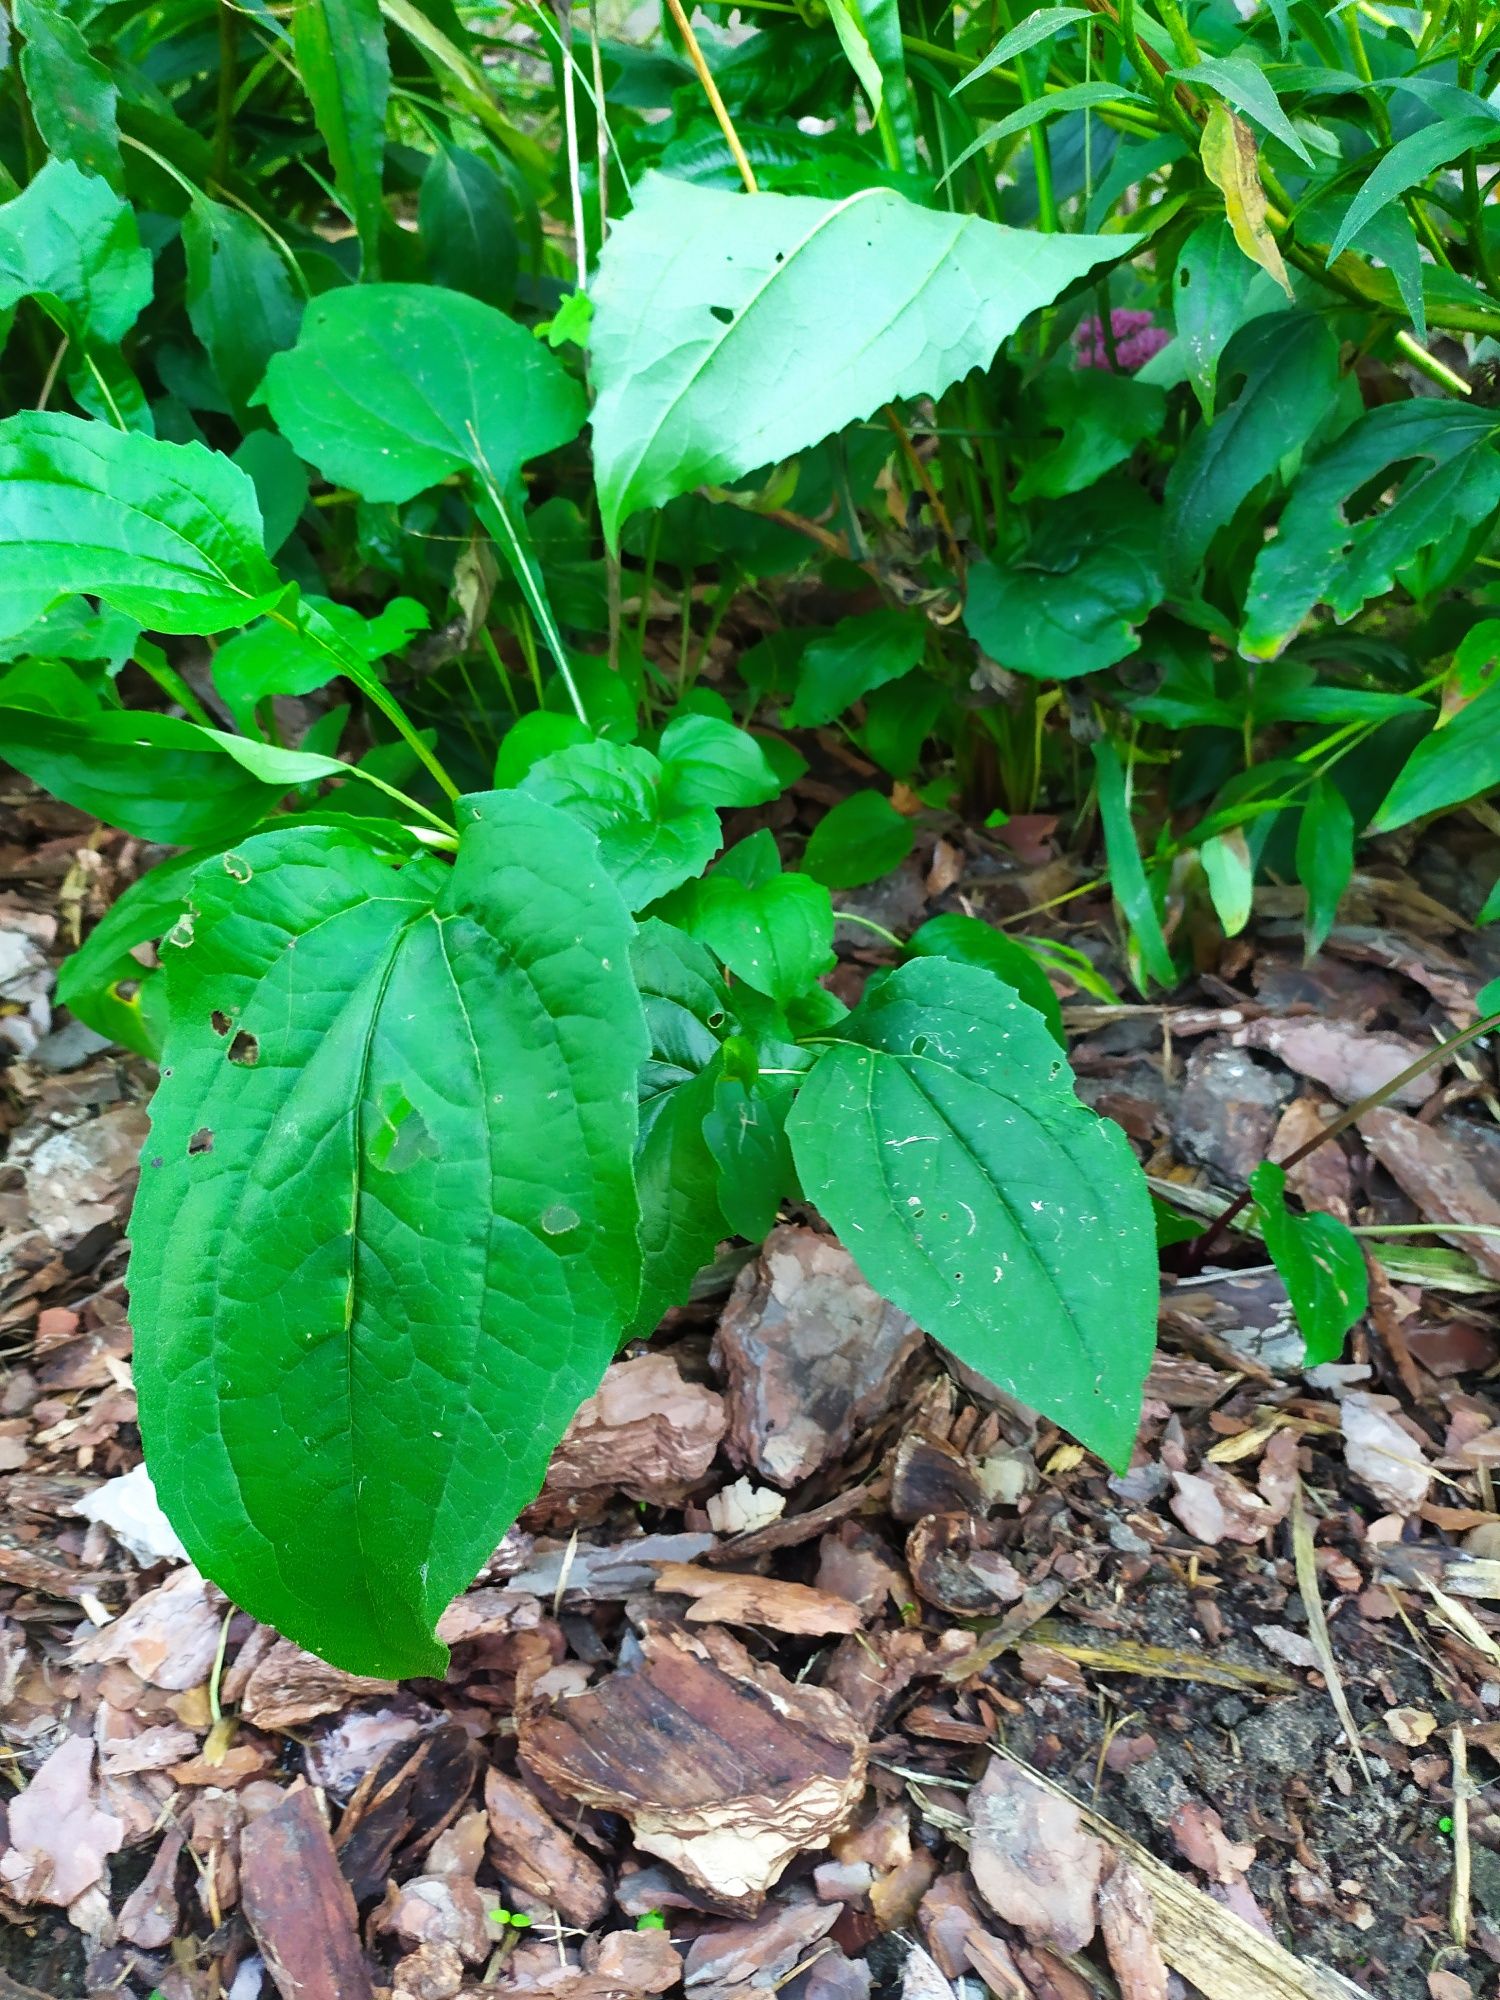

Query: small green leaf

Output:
[0, 159, 150, 346]
[1152, 1191, 1206, 1249]
[419, 145, 520, 308]
[803, 790, 914, 889]
[1295, 777, 1354, 955]
[0, 412, 282, 640]
[1200, 829, 1254, 938]
[1249, 1161, 1366, 1364]
[15, 0, 123, 189]
[1374, 684, 1500, 831]
[56, 850, 206, 1058]
[183, 198, 304, 423]
[658, 713, 782, 810]
[130, 793, 647, 1676]
[659, 841, 836, 1007]
[954, 8, 1091, 93]
[783, 611, 927, 730]
[1013, 369, 1166, 503]
[294, 0, 390, 274]
[787, 957, 1156, 1467]
[521, 741, 721, 909]
[704, 1066, 799, 1240]
[908, 913, 1065, 1049]
[494, 712, 593, 788]
[943, 82, 1144, 182]
[965, 482, 1163, 679]
[589, 172, 1128, 544]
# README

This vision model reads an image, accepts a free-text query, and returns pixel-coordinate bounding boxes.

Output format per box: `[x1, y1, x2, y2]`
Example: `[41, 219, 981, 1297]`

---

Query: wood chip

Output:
[482, 1766, 609, 1927]
[652, 1563, 865, 1636]
[1358, 1107, 1500, 1280]
[543, 1352, 727, 1505]
[242, 1787, 376, 2000]
[713, 1226, 923, 1488]
[519, 1621, 867, 1911]
[967, 1757, 1103, 1955]
[1233, 1019, 1437, 1109]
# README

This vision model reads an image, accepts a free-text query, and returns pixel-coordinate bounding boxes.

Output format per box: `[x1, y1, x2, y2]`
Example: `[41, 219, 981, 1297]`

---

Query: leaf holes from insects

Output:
[227, 1031, 259, 1066]
[211, 1010, 231, 1035]
[188, 1127, 214, 1155]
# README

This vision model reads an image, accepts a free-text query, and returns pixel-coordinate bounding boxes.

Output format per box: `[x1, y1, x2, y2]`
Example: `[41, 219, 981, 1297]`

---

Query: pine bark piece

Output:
[712, 1226, 923, 1488]
[968, 1758, 1104, 1956]
[519, 1622, 868, 1912]
[1358, 1106, 1500, 1280]
[483, 1766, 610, 1928]
[542, 1352, 727, 1505]
[241, 1788, 376, 2000]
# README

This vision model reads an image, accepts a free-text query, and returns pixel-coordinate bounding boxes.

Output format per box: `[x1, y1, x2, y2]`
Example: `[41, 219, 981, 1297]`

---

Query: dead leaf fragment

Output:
[1200, 105, 1292, 297]
[0, 1735, 124, 1907]
[968, 1756, 1103, 1954]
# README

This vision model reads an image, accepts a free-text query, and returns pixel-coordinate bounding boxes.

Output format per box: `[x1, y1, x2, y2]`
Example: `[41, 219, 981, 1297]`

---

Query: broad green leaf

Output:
[419, 145, 520, 308]
[0, 706, 345, 845]
[589, 172, 1128, 544]
[787, 956, 1156, 1467]
[1200, 828, 1254, 937]
[212, 595, 425, 737]
[260, 286, 584, 504]
[56, 850, 206, 1058]
[1172, 215, 1284, 416]
[259, 285, 586, 709]
[907, 912, 1065, 1049]
[1249, 1161, 1366, 1364]
[0, 159, 150, 345]
[627, 920, 733, 1338]
[233, 431, 309, 557]
[658, 840, 836, 1006]
[183, 198, 304, 423]
[783, 610, 927, 730]
[1295, 777, 1353, 953]
[294, 0, 390, 275]
[954, 8, 1091, 92]
[964, 481, 1163, 678]
[1013, 368, 1165, 503]
[1241, 403, 1500, 658]
[1173, 54, 1311, 164]
[657, 713, 781, 810]
[803, 789, 914, 889]
[1373, 683, 1500, 832]
[130, 794, 647, 1676]
[1094, 738, 1175, 990]
[1200, 103, 1293, 298]
[15, 0, 123, 189]
[494, 712, 592, 788]
[520, 741, 721, 908]
[1162, 312, 1338, 589]
[1327, 115, 1499, 266]
[0, 413, 282, 640]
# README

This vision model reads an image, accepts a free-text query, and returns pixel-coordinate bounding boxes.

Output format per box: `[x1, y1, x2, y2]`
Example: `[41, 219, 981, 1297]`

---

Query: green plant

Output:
[5, 0, 1500, 1674]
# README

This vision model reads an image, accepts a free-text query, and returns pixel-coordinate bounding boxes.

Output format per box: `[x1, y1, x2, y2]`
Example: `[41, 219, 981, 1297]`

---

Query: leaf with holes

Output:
[128, 792, 646, 1676]
[589, 171, 1127, 543]
[787, 956, 1155, 1467]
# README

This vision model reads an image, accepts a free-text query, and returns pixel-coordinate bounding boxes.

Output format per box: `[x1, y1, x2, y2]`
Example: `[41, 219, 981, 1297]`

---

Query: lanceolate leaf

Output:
[129, 794, 647, 1676]
[1373, 683, 1500, 832]
[0, 413, 282, 639]
[1172, 216, 1284, 415]
[1162, 311, 1338, 588]
[1241, 402, 1500, 658]
[183, 198, 304, 422]
[787, 957, 1156, 1467]
[589, 172, 1128, 544]
[294, 0, 390, 275]
[1200, 103, 1292, 297]
[14, 0, 123, 189]
[1326, 115, 1500, 266]
[1296, 776, 1354, 953]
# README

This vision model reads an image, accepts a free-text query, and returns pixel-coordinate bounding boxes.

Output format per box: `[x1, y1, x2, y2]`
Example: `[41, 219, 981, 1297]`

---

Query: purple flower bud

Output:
[1072, 309, 1170, 373]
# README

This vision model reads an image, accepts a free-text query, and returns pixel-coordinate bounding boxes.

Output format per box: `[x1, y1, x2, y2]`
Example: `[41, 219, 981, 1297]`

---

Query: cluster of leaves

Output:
[3, 0, 1500, 1670]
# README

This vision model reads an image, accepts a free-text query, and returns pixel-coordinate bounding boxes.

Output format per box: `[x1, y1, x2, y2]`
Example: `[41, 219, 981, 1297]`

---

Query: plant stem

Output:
[214, 1, 238, 190]
[664, 0, 759, 193]
[835, 911, 906, 950]
[1394, 329, 1472, 398]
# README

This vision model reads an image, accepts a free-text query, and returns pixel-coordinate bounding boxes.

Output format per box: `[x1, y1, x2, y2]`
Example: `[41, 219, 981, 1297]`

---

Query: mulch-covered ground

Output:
[6, 771, 1500, 2000]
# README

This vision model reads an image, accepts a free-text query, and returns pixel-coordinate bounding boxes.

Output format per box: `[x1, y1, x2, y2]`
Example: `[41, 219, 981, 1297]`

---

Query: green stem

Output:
[214, 2, 238, 190]
[835, 911, 906, 950]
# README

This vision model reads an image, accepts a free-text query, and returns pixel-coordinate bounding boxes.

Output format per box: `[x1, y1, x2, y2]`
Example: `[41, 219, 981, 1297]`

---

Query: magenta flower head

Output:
[1073, 308, 1170, 373]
